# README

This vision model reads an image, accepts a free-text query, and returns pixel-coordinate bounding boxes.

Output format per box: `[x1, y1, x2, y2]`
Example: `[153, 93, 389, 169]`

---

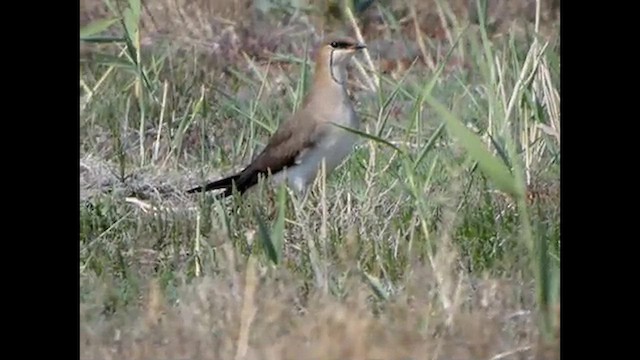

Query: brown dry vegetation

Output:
[80, 0, 559, 70]
[82, 262, 555, 359]
[80, 0, 560, 359]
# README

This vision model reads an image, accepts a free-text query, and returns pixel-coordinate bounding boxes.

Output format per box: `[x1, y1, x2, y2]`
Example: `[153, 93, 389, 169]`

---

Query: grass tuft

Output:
[81, 0, 560, 358]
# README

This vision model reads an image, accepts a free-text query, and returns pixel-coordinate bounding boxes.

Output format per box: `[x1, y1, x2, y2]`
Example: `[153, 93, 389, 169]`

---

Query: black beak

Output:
[354, 43, 366, 50]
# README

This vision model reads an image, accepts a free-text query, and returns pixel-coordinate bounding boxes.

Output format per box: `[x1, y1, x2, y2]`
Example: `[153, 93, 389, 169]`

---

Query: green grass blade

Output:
[128, 0, 141, 19]
[271, 183, 287, 265]
[424, 94, 522, 198]
[362, 271, 389, 301]
[486, 132, 512, 169]
[330, 122, 404, 155]
[409, 26, 468, 125]
[293, 38, 311, 113]
[254, 216, 281, 266]
[376, 59, 418, 138]
[80, 17, 120, 39]
[412, 122, 445, 170]
[80, 36, 127, 44]
[253, 183, 286, 266]
[86, 53, 136, 69]
[254, 208, 278, 265]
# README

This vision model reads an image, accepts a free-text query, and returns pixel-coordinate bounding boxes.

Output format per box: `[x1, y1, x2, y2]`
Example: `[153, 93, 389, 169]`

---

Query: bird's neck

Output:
[313, 62, 348, 94]
[329, 64, 348, 85]
[312, 47, 354, 89]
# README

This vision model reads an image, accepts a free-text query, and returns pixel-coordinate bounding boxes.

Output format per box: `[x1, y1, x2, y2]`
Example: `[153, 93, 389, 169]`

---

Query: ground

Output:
[80, 0, 560, 359]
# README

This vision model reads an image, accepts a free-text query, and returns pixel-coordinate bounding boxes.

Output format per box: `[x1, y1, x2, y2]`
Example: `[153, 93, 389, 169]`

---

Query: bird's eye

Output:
[330, 41, 349, 49]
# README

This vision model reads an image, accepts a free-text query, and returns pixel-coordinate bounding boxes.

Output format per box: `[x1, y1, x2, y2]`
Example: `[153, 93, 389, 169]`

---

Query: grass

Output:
[80, 0, 560, 358]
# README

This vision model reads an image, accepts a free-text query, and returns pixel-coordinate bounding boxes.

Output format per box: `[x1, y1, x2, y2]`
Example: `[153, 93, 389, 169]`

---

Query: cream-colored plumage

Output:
[187, 36, 366, 197]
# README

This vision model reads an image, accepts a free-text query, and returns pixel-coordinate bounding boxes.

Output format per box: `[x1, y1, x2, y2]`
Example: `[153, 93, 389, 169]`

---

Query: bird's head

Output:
[315, 35, 366, 85]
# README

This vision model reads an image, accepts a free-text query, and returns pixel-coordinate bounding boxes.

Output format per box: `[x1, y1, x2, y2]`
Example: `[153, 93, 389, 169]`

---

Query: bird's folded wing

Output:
[236, 116, 325, 187]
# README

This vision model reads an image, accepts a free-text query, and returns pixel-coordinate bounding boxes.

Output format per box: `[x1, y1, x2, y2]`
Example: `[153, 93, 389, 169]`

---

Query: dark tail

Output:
[186, 174, 241, 197]
[187, 168, 265, 198]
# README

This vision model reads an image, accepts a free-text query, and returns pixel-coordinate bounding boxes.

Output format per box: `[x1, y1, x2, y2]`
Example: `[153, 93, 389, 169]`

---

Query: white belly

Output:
[274, 115, 359, 193]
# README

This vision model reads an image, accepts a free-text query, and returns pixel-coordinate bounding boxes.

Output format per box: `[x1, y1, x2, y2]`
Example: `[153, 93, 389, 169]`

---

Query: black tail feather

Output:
[186, 174, 241, 195]
[187, 168, 268, 198]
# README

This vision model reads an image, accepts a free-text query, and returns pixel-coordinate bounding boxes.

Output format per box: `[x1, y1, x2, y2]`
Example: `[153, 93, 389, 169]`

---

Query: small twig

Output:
[344, 5, 379, 92]
[410, 3, 436, 71]
[194, 211, 201, 277]
[243, 51, 272, 93]
[352, 58, 376, 92]
[125, 197, 158, 213]
[434, 0, 455, 49]
[505, 310, 532, 319]
[535, 0, 541, 34]
[81, 47, 128, 112]
[490, 345, 533, 360]
[319, 159, 328, 293]
[80, 161, 91, 172]
[153, 80, 169, 163]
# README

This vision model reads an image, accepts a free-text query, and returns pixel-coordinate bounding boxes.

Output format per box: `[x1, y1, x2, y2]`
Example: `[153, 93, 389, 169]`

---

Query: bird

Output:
[187, 35, 366, 199]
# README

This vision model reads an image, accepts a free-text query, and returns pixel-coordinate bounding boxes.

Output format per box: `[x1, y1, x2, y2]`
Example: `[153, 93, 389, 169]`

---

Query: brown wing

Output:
[233, 112, 323, 193]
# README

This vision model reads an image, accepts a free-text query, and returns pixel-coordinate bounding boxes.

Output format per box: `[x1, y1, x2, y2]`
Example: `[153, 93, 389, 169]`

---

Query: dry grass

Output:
[81, 253, 556, 360]
[80, 0, 560, 67]
[80, 0, 560, 359]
